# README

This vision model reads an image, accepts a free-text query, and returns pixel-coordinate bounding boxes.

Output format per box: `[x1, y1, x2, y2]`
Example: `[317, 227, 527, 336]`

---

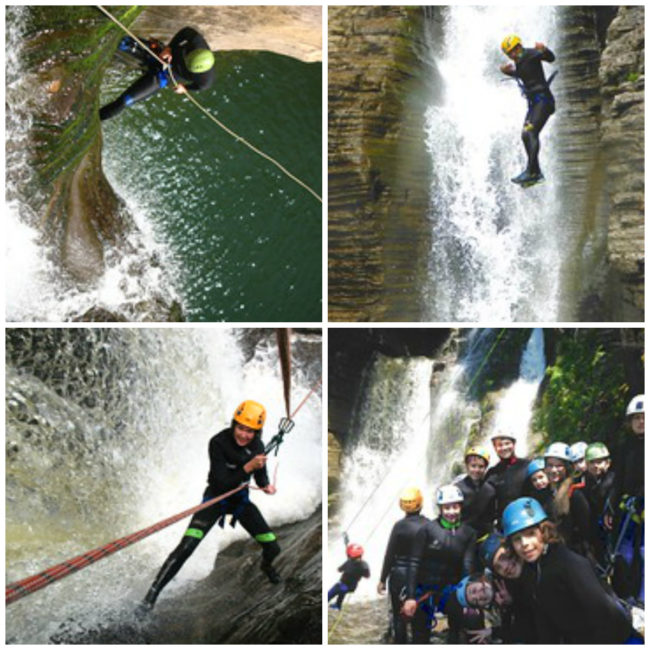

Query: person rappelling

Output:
[328, 543, 370, 610]
[500, 35, 556, 188]
[100, 26, 215, 121]
[137, 400, 281, 614]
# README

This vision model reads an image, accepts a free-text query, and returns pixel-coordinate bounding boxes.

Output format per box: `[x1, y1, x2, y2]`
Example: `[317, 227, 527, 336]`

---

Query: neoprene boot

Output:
[260, 539, 281, 583]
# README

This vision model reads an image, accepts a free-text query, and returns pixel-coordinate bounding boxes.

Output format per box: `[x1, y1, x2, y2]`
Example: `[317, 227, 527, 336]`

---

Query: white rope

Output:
[97, 5, 322, 204]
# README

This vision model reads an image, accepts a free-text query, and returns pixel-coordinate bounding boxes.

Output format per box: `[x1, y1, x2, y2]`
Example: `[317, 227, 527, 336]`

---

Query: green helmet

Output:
[185, 48, 215, 74]
[585, 442, 610, 462]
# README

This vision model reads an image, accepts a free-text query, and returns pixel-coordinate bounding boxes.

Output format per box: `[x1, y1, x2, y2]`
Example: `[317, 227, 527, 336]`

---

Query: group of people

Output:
[332, 393, 644, 643]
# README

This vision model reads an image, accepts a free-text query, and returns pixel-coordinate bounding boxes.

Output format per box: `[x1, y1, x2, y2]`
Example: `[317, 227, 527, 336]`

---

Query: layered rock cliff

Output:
[328, 7, 432, 321]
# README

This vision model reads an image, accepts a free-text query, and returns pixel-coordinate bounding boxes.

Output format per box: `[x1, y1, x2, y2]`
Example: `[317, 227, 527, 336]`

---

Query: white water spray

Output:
[422, 7, 562, 321]
[5, 8, 181, 322]
[486, 328, 546, 460]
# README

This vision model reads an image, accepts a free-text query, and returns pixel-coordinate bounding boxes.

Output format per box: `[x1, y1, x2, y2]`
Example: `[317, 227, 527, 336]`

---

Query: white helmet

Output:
[490, 431, 516, 441]
[568, 441, 588, 463]
[436, 484, 464, 505]
[544, 442, 571, 462]
[626, 395, 644, 416]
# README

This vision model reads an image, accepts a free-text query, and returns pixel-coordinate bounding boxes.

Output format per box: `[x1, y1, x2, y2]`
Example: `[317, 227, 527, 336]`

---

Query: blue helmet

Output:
[479, 533, 505, 569]
[502, 497, 547, 537]
[526, 457, 546, 478]
[455, 575, 471, 608]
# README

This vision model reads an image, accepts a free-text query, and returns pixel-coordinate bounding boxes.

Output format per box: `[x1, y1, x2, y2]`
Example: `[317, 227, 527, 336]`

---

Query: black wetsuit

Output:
[407, 518, 476, 643]
[584, 470, 616, 567]
[503, 47, 556, 176]
[611, 434, 644, 601]
[143, 427, 278, 606]
[485, 456, 529, 525]
[379, 512, 428, 643]
[455, 475, 496, 539]
[523, 543, 633, 643]
[100, 26, 215, 121]
[328, 558, 370, 608]
[494, 575, 537, 644]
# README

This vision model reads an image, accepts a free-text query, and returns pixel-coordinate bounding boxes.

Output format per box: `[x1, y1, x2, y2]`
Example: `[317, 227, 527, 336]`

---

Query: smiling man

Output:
[485, 433, 529, 523]
[137, 400, 280, 614]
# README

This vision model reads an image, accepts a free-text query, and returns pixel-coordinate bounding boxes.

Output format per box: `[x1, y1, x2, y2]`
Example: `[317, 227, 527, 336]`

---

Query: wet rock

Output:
[328, 7, 432, 321]
[49, 511, 322, 644]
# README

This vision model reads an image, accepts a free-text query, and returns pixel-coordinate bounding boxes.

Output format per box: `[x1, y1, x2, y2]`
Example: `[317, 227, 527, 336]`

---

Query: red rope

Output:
[290, 376, 322, 419]
[6, 482, 248, 605]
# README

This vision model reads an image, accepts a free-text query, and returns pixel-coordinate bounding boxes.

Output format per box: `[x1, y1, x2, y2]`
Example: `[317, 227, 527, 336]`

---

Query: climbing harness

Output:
[96, 6, 322, 204]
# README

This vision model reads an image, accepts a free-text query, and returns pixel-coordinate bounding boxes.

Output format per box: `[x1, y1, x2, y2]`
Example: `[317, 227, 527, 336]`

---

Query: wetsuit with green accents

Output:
[502, 46, 556, 176]
[142, 426, 279, 608]
[100, 26, 215, 121]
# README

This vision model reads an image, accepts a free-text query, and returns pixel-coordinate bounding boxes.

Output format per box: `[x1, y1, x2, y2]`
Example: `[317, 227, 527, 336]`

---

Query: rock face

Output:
[598, 7, 644, 319]
[10, 6, 139, 283]
[133, 6, 322, 63]
[328, 6, 644, 322]
[328, 7, 432, 321]
[49, 511, 322, 644]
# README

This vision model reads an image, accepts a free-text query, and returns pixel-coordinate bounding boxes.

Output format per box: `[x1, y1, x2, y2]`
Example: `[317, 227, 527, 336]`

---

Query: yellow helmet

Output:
[399, 486, 423, 513]
[501, 34, 522, 54]
[465, 445, 490, 464]
[233, 400, 266, 430]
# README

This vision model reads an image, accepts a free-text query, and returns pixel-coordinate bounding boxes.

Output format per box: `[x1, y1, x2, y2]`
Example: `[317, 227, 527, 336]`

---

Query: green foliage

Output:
[626, 71, 640, 83]
[533, 334, 629, 449]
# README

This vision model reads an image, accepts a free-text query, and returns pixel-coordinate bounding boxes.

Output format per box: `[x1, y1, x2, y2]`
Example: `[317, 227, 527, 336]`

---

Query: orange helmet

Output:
[346, 543, 364, 559]
[399, 487, 424, 513]
[233, 400, 266, 430]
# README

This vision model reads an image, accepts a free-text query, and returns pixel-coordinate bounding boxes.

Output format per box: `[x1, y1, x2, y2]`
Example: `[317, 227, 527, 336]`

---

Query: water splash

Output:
[5, 7, 182, 322]
[422, 7, 562, 321]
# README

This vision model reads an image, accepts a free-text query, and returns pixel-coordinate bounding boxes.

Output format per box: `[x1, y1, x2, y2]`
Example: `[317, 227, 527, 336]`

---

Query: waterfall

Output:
[486, 328, 546, 459]
[329, 329, 546, 600]
[5, 8, 180, 322]
[422, 7, 564, 321]
[6, 329, 321, 643]
[329, 348, 476, 600]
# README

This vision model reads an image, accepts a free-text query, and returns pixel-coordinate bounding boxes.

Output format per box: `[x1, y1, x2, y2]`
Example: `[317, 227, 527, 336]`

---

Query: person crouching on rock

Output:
[100, 26, 215, 121]
[328, 543, 370, 610]
[138, 399, 280, 613]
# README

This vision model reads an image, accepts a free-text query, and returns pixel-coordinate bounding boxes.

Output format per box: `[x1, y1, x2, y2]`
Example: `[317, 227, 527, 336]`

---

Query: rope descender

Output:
[264, 417, 295, 456]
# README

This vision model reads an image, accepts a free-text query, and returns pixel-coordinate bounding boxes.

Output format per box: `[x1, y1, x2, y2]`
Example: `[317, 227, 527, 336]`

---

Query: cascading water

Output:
[6, 329, 321, 644]
[329, 348, 477, 601]
[329, 328, 546, 603]
[5, 7, 181, 322]
[422, 7, 564, 321]
[485, 328, 547, 458]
